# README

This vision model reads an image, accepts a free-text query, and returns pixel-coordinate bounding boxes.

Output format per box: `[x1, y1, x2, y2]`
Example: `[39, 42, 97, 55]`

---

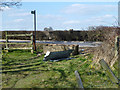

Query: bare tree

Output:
[44, 27, 53, 31]
[0, 0, 22, 11]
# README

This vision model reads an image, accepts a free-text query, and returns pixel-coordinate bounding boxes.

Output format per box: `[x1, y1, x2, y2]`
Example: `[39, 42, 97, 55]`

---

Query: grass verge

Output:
[2, 50, 118, 88]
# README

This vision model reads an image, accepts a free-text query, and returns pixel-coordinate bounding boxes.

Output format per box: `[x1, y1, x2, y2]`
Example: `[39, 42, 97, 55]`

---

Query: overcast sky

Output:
[1, 1, 119, 31]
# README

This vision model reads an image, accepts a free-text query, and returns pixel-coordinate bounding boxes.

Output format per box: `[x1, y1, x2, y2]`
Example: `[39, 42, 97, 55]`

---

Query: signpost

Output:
[31, 10, 37, 51]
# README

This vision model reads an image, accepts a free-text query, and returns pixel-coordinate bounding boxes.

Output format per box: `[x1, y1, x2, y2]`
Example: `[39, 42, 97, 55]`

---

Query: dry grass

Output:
[91, 27, 119, 69]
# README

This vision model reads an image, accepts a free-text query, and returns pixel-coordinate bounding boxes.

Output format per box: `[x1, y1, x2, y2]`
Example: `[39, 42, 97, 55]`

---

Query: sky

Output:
[1, 1, 119, 31]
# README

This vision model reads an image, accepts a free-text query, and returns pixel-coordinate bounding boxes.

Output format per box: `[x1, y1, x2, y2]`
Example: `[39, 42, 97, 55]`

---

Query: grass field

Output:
[2, 50, 118, 88]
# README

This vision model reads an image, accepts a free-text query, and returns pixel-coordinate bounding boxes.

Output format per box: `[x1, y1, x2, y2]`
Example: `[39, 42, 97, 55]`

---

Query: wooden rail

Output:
[4, 47, 32, 50]
[6, 34, 32, 37]
[0, 42, 31, 44]
[75, 70, 84, 89]
[5, 31, 34, 53]
[99, 59, 118, 84]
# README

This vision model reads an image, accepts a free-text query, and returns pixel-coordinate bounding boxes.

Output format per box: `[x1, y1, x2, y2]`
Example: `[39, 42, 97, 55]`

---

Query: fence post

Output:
[75, 70, 84, 89]
[115, 36, 119, 57]
[111, 36, 119, 68]
[115, 36, 120, 87]
[116, 36, 120, 87]
[5, 31, 8, 51]
[31, 32, 34, 53]
[99, 59, 118, 84]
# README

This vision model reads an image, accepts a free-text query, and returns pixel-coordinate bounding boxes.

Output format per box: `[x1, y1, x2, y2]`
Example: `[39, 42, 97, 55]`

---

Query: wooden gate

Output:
[4, 31, 34, 53]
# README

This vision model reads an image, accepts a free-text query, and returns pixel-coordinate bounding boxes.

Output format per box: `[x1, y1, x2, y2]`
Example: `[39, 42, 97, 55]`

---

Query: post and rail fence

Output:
[3, 31, 34, 53]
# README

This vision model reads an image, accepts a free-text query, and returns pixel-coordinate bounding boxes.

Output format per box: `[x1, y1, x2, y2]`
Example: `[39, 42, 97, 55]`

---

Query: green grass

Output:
[2, 50, 118, 88]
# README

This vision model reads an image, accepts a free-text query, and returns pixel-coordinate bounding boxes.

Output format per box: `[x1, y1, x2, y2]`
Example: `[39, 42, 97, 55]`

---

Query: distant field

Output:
[2, 50, 118, 88]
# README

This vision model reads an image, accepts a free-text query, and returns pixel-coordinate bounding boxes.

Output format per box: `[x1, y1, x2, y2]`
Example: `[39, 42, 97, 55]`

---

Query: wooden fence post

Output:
[99, 59, 118, 84]
[31, 32, 34, 53]
[115, 36, 120, 87]
[111, 36, 119, 69]
[75, 70, 84, 89]
[117, 36, 120, 87]
[5, 31, 8, 51]
[115, 36, 119, 57]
